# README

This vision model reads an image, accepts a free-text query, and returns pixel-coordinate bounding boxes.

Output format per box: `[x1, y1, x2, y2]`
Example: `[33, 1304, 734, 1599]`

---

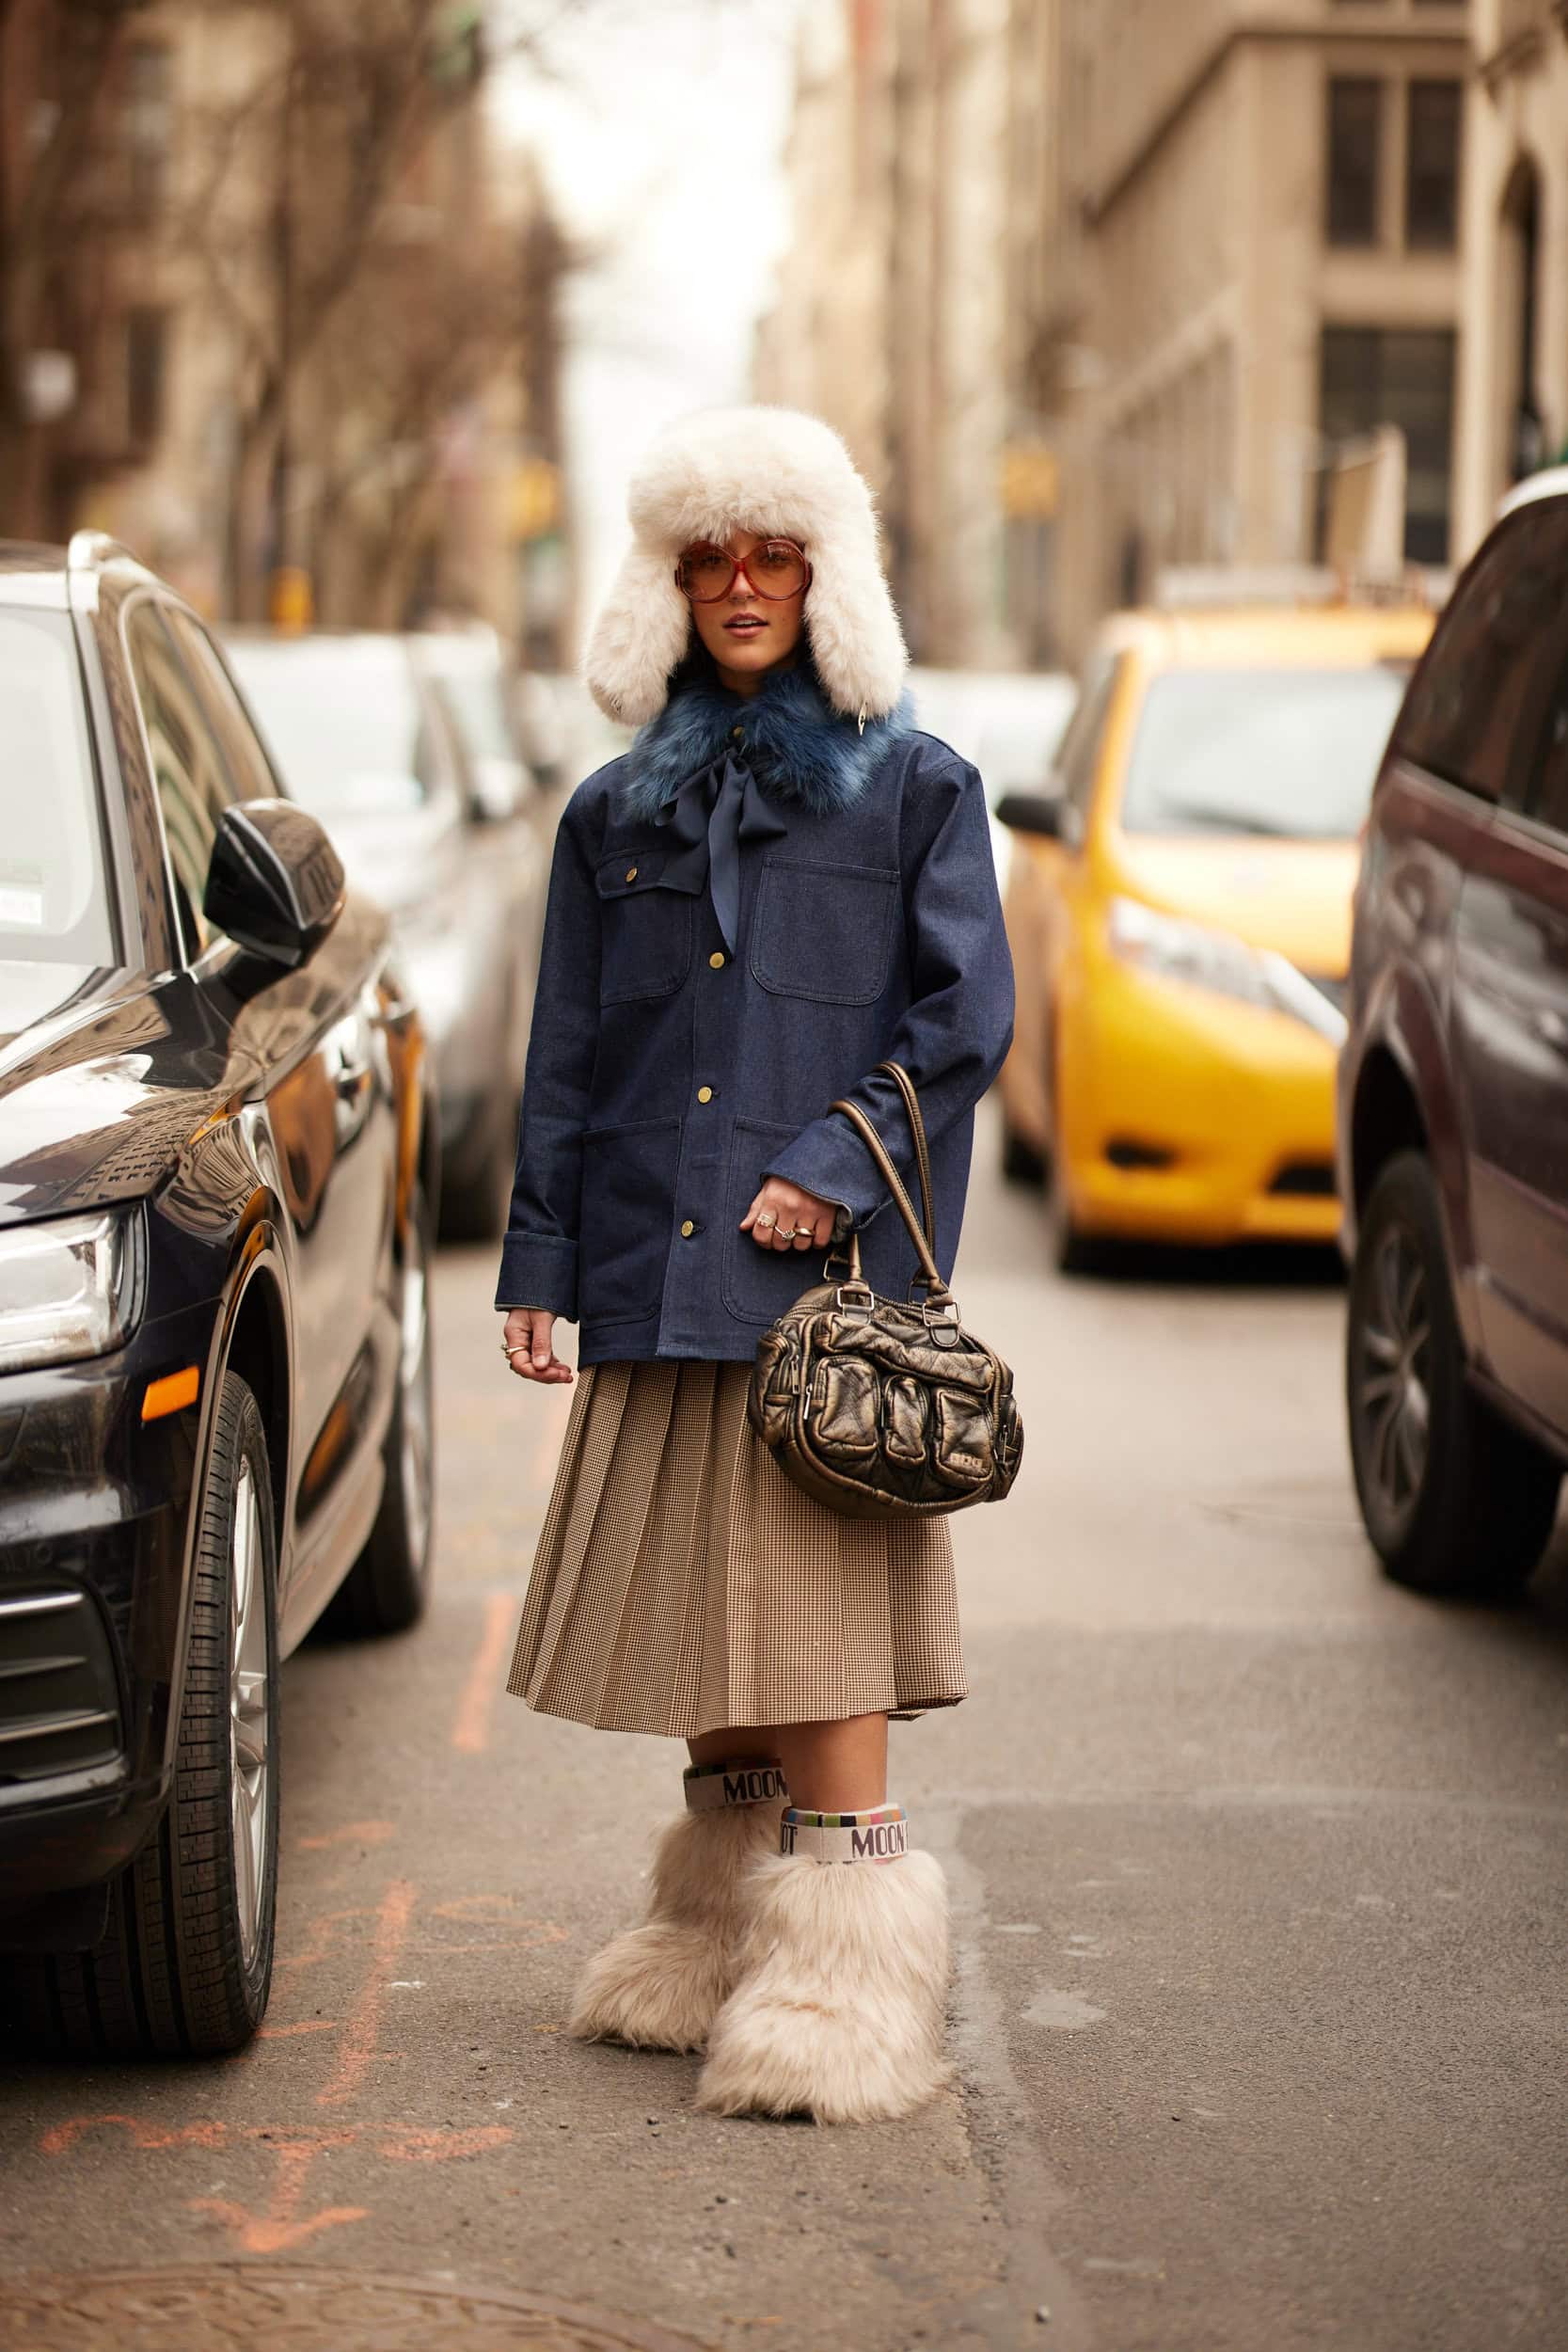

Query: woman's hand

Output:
[740, 1179, 840, 1254]
[502, 1307, 574, 1384]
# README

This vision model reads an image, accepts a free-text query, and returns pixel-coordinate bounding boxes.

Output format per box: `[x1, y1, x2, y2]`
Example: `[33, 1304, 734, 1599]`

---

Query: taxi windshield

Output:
[1120, 662, 1411, 842]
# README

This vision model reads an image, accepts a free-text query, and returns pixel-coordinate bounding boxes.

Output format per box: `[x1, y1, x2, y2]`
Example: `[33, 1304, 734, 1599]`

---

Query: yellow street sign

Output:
[268, 566, 314, 632]
[511, 458, 562, 542]
[1001, 441, 1059, 521]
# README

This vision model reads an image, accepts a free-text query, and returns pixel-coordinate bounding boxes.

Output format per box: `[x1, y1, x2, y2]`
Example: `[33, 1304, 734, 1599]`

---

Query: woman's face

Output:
[682, 528, 808, 688]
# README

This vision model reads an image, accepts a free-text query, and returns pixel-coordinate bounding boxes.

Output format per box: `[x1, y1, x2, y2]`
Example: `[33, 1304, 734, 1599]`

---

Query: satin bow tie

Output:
[651, 752, 788, 954]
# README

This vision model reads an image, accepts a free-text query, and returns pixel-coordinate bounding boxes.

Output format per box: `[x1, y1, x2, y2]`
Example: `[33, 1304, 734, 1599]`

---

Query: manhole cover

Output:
[0, 2265, 713, 2352]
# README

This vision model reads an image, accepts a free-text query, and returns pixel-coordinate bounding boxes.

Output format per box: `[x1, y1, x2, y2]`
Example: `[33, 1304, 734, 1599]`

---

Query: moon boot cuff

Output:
[684, 1756, 789, 1811]
[779, 1803, 908, 1864]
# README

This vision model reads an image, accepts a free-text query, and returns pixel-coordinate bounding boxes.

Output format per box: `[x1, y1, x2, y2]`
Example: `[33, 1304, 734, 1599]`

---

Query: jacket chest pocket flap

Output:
[596, 850, 697, 1005]
[751, 858, 900, 1006]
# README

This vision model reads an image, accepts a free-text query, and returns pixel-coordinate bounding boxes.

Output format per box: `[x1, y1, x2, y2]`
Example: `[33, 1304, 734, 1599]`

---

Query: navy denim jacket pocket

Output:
[594, 849, 698, 1004]
[750, 858, 900, 1007]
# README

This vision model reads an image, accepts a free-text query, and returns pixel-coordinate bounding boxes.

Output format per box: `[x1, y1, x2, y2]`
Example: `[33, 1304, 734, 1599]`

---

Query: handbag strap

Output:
[827, 1088, 947, 1297]
[873, 1060, 936, 1251]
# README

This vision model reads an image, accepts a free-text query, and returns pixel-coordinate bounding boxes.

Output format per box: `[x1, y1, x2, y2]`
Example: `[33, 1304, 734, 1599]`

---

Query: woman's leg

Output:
[771, 1712, 887, 1812]
[687, 1724, 780, 1772]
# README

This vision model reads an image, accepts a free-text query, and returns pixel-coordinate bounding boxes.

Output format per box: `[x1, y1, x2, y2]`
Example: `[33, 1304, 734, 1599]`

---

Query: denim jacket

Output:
[495, 660, 1015, 1365]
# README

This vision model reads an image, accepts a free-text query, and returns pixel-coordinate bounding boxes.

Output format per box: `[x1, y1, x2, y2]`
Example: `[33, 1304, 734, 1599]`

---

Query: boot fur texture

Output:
[568, 1804, 782, 2053]
[695, 1849, 951, 2123]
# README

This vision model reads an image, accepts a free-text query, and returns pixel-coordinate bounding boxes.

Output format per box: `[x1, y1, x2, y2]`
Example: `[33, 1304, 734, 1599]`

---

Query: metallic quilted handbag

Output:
[748, 1062, 1023, 1519]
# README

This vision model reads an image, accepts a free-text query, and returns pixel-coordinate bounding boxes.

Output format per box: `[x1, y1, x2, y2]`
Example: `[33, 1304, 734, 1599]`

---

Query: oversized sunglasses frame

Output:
[674, 539, 814, 603]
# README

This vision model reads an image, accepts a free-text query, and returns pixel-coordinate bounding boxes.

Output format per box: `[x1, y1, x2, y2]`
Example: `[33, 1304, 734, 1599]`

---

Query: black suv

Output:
[0, 536, 439, 2056]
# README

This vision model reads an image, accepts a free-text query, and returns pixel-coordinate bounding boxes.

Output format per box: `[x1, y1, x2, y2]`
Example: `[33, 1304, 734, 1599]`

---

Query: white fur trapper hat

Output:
[584, 405, 909, 728]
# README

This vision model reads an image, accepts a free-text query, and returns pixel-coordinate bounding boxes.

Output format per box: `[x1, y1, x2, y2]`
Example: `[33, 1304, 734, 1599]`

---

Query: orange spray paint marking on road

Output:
[451, 1592, 515, 1754]
[269, 1900, 387, 1974]
[190, 2134, 368, 2256]
[314, 1877, 417, 2110]
[374, 2125, 512, 2164]
[257, 2020, 338, 2039]
[41, 2115, 228, 2156]
[297, 1820, 396, 1851]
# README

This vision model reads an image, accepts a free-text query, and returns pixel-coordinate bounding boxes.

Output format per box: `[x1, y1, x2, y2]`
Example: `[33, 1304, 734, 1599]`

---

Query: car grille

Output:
[0, 1589, 124, 1786]
[1268, 1160, 1338, 1200]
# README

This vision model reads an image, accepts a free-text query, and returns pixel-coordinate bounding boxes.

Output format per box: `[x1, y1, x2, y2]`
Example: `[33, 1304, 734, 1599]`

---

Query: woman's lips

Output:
[724, 614, 767, 634]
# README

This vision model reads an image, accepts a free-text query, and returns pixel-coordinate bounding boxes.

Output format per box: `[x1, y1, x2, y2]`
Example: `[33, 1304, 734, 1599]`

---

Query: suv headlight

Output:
[0, 1209, 140, 1375]
[1106, 898, 1345, 1044]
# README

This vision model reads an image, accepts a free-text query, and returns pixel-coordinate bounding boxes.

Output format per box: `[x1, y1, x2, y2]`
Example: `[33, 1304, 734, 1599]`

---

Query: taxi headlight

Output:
[1106, 898, 1345, 1045]
[0, 1209, 140, 1375]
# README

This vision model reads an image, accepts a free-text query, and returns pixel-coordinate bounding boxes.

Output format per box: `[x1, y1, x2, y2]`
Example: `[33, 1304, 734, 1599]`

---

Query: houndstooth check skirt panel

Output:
[505, 1359, 967, 1740]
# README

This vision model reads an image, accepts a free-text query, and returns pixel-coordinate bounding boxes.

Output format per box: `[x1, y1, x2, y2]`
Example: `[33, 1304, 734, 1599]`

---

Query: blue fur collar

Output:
[624, 656, 913, 818]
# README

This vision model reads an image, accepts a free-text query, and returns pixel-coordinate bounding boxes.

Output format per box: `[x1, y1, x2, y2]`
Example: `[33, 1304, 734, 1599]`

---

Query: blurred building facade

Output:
[1045, 0, 1472, 662]
[1452, 0, 1568, 550]
[0, 1, 569, 645]
[763, 0, 1480, 669]
[755, 0, 1015, 670]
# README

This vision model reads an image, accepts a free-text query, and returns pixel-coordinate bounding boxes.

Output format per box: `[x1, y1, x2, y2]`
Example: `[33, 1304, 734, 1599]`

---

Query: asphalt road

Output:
[5, 1102, 1568, 2351]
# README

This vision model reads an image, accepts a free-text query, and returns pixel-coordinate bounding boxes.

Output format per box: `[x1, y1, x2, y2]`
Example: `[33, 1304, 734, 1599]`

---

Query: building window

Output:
[1326, 78, 1383, 246]
[1320, 326, 1456, 564]
[126, 309, 166, 446]
[1405, 80, 1461, 249]
[125, 42, 171, 216]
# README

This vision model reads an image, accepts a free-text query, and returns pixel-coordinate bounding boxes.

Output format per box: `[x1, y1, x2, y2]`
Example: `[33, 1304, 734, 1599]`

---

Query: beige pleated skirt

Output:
[506, 1359, 967, 1741]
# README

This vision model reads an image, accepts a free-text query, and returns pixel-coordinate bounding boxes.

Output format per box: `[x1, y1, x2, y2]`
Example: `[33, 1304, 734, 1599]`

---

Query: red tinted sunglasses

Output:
[675, 539, 812, 603]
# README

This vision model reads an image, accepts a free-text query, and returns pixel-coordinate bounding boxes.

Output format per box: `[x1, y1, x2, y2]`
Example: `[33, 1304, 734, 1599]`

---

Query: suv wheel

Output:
[2, 1371, 280, 2056]
[320, 1178, 436, 1636]
[1347, 1151, 1561, 1597]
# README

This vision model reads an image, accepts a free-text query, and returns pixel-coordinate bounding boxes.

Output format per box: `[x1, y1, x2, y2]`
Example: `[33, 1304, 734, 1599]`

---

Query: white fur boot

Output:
[695, 1815, 951, 2123]
[568, 1765, 785, 2053]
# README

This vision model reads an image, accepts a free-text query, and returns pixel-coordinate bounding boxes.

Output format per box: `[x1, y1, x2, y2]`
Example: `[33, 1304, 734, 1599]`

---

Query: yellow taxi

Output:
[996, 602, 1434, 1267]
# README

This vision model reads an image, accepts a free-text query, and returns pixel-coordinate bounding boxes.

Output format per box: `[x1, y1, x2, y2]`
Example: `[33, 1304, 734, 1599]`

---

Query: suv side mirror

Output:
[204, 799, 346, 969]
[995, 790, 1065, 840]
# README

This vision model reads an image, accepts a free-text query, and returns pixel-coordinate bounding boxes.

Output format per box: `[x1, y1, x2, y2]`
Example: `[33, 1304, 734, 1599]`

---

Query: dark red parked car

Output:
[1338, 469, 1568, 1597]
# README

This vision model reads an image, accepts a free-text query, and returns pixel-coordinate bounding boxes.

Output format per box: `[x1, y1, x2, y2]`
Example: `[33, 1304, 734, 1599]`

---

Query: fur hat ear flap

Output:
[798, 492, 908, 724]
[584, 405, 909, 729]
[585, 541, 692, 727]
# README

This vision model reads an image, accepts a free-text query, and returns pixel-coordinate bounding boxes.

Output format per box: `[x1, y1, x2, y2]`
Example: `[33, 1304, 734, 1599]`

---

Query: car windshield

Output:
[227, 638, 442, 816]
[0, 607, 114, 965]
[1120, 663, 1411, 841]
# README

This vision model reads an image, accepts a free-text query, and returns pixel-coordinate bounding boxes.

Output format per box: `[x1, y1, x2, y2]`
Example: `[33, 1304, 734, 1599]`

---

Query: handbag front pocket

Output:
[810, 1356, 879, 1458]
[933, 1385, 992, 1489]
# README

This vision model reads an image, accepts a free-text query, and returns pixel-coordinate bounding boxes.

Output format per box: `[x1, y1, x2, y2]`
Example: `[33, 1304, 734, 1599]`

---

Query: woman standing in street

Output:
[496, 405, 1013, 2124]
